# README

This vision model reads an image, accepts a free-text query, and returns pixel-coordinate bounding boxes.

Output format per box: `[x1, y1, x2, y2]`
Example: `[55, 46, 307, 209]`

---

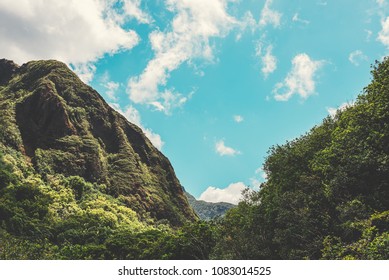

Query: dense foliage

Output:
[213, 59, 389, 259]
[0, 149, 215, 259]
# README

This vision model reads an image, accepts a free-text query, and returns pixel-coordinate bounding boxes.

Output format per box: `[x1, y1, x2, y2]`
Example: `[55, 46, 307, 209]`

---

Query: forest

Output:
[0, 58, 388, 259]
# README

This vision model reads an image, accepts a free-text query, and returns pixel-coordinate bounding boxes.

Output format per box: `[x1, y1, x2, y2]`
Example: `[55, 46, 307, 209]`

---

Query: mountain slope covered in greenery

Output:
[0, 59, 196, 225]
[0, 59, 218, 259]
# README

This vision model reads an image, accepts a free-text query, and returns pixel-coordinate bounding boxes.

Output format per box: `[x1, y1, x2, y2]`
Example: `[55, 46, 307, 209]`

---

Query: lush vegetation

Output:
[212, 59, 389, 259]
[1, 58, 388, 259]
[0, 149, 215, 259]
[0, 59, 196, 227]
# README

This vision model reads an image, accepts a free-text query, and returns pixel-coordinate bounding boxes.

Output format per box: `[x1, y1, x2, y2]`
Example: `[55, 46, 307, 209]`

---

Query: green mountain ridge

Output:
[0, 58, 196, 225]
[184, 190, 235, 220]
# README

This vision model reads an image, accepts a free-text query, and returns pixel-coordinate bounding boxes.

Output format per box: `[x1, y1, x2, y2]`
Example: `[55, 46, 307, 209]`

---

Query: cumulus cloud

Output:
[198, 182, 247, 204]
[215, 140, 241, 156]
[122, 0, 153, 24]
[273, 53, 324, 101]
[256, 43, 277, 77]
[378, 17, 389, 48]
[109, 103, 164, 150]
[348, 50, 368, 66]
[259, 0, 282, 28]
[128, 0, 237, 114]
[326, 101, 354, 118]
[233, 115, 244, 123]
[0, 0, 146, 82]
[377, 0, 386, 7]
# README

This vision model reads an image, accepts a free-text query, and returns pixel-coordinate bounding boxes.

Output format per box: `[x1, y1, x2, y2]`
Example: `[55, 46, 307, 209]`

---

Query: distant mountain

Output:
[0, 59, 196, 226]
[184, 190, 235, 220]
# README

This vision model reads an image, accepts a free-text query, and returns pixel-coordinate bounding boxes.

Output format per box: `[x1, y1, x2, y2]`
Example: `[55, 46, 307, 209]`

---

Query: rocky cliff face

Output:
[0, 59, 196, 225]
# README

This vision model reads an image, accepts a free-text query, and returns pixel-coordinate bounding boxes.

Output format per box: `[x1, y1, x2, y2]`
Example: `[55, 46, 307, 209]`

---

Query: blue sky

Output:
[1, 0, 389, 203]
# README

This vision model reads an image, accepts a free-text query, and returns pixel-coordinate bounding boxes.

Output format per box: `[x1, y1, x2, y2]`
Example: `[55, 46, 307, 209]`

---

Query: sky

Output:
[1, 0, 389, 204]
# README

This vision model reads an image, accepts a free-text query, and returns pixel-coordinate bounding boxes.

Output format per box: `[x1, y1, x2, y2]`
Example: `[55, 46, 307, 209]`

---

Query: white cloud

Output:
[348, 50, 368, 66]
[378, 17, 389, 48]
[100, 72, 120, 101]
[109, 103, 164, 150]
[326, 101, 354, 118]
[317, 1, 328, 6]
[215, 140, 241, 156]
[199, 182, 247, 204]
[273, 53, 324, 101]
[150, 90, 194, 114]
[241, 11, 257, 31]
[256, 43, 277, 77]
[72, 63, 97, 84]
[259, 0, 282, 28]
[292, 13, 310, 25]
[233, 115, 244, 123]
[128, 0, 237, 114]
[122, 0, 152, 24]
[236, 11, 257, 40]
[0, 0, 145, 82]
[377, 0, 386, 7]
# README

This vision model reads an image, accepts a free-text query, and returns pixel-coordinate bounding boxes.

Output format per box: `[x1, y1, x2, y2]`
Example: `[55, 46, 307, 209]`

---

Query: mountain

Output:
[184, 190, 235, 220]
[0, 59, 196, 226]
